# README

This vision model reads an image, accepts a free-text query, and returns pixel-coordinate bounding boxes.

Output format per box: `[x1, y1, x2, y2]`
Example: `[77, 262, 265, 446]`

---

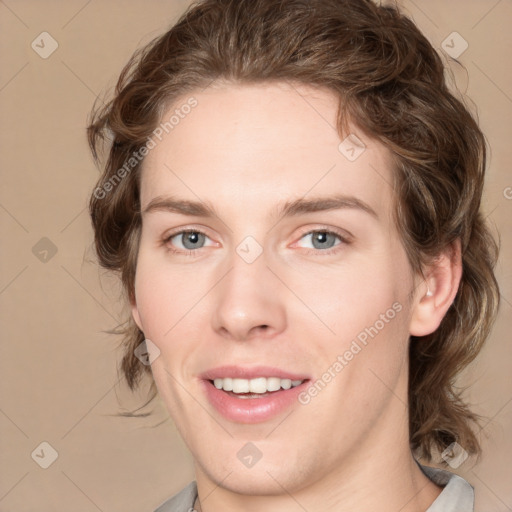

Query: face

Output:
[132, 81, 422, 495]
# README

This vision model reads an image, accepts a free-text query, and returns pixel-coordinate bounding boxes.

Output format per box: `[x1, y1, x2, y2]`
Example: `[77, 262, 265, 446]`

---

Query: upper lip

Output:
[200, 365, 311, 381]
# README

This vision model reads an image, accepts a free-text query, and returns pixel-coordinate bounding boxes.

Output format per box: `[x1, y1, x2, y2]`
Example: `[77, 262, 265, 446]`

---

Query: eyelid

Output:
[294, 225, 353, 242]
[163, 224, 214, 241]
[166, 229, 214, 243]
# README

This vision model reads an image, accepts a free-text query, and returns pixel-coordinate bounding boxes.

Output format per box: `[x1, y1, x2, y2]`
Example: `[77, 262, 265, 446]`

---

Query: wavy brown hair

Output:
[87, 0, 500, 461]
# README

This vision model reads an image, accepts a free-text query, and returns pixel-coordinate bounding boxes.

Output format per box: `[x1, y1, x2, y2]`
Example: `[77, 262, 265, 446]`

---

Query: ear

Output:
[130, 292, 143, 331]
[409, 239, 462, 337]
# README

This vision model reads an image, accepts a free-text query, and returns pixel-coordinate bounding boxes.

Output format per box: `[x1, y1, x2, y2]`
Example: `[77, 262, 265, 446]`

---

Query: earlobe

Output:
[409, 240, 462, 337]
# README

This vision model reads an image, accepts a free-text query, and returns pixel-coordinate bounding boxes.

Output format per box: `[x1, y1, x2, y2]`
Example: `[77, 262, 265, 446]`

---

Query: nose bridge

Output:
[211, 241, 286, 341]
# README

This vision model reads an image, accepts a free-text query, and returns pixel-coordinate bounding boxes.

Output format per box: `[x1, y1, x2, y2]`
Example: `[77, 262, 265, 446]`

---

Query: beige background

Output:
[1, 1, 511, 511]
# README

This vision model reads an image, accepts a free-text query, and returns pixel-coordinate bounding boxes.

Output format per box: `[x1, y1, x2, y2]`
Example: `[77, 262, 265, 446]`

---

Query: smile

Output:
[200, 366, 311, 423]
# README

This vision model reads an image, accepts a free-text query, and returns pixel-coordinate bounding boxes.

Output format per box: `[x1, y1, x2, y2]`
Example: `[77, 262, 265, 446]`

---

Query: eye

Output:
[295, 229, 348, 254]
[162, 227, 350, 257]
[164, 229, 215, 255]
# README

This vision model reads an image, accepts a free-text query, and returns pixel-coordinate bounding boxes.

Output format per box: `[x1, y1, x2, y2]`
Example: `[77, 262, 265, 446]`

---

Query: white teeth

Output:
[267, 377, 281, 392]
[212, 377, 305, 394]
[249, 377, 267, 393]
[281, 379, 292, 390]
[232, 378, 250, 393]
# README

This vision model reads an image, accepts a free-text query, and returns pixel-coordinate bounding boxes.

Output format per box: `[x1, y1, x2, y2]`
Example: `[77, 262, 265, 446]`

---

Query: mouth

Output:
[200, 366, 311, 423]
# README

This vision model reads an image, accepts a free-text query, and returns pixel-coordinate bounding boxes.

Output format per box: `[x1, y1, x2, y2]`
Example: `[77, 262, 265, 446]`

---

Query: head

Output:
[87, 0, 499, 490]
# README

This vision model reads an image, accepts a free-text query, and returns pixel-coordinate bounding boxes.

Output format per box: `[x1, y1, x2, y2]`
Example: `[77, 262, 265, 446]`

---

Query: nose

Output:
[211, 248, 287, 342]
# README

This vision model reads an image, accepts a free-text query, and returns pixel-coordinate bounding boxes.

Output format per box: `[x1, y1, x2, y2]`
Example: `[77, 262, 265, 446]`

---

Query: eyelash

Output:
[162, 228, 350, 257]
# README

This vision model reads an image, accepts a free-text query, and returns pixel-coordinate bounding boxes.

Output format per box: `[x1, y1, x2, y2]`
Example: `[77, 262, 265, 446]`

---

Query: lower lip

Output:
[201, 379, 309, 424]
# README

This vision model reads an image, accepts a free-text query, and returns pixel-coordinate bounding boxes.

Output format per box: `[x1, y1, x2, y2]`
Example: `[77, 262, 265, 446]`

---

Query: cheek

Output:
[309, 250, 413, 396]
[133, 252, 196, 336]
[319, 258, 408, 336]
[303, 279, 411, 418]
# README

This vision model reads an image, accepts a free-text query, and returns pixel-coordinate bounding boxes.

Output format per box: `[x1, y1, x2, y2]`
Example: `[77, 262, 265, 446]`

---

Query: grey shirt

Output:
[153, 465, 474, 512]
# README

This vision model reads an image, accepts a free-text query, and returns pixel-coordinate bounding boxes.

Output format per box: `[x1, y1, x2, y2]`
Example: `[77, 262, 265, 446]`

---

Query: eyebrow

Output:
[142, 194, 378, 220]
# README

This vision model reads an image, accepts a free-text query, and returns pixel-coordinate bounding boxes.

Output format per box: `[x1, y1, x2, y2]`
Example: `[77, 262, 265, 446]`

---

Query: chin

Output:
[197, 454, 312, 497]
[209, 470, 297, 496]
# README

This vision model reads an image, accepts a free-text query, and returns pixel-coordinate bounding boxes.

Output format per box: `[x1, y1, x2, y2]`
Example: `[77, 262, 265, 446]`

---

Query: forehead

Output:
[140, 81, 396, 224]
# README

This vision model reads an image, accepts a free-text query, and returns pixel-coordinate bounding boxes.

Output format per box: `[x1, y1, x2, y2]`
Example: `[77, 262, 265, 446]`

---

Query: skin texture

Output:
[131, 81, 462, 512]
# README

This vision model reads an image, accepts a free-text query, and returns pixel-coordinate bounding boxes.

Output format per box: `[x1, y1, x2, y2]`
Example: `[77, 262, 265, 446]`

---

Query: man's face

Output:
[132, 82, 420, 494]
